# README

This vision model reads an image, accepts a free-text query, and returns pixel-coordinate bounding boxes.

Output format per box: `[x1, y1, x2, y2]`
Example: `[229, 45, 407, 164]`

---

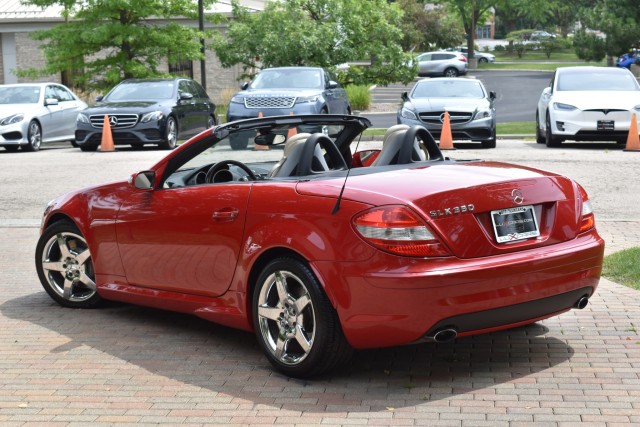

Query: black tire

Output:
[479, 57, 488, 64]
[252, 257, 353, 378]
[545, 113, 563, 147]
[35, 220, 103, 309]
[23, 120, 42, 152]
[229, 131, 251, 150]
[207, 115, 216, 129]
[535, 111, 545, 144]
[159, 116, 178, 150]
[443, 67, 459, 78]
[70, 140, 79, 148]
[481, 129, 497, 149]
[79, 144, 98, 152]
[4, 146, 20, 152]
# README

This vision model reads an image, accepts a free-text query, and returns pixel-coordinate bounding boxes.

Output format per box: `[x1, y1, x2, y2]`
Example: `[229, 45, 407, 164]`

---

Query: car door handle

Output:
[212, 208, 239, 222]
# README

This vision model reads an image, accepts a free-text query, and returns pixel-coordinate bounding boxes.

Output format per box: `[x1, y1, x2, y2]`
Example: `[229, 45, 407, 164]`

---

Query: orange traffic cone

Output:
[99, 115, 115, 152]
[287, 111, 297, 139]
[254, 111, 269, 150]
[624, 112, 640, 152]
[439, 111, 455, 150]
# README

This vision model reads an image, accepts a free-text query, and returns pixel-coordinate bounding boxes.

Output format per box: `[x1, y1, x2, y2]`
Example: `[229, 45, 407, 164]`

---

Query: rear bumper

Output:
[313, 230, 604, 349]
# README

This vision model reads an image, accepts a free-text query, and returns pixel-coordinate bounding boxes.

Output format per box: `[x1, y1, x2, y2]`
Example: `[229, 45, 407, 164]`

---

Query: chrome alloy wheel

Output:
[40, 231, 96, 302]
[257, 270, 316, 365]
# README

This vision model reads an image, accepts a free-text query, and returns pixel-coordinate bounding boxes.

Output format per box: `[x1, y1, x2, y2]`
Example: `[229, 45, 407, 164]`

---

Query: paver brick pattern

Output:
[0, 141, 639, 426]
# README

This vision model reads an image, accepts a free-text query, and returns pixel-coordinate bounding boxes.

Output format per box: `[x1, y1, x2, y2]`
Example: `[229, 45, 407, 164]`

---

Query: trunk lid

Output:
[296, 161, 584, 259]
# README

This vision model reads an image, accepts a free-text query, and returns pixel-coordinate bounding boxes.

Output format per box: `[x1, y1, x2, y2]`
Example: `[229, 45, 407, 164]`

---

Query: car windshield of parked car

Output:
[105, 81, 175, 101]
[412, 80, 485, 99]
[250, 69, 324, 90]
[0, 86, 40, 104]
[557, 71, 640, 91]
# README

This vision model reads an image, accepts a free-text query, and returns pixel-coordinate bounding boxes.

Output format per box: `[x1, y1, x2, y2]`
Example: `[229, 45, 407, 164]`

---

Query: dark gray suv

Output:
[226, 67, 351, 149]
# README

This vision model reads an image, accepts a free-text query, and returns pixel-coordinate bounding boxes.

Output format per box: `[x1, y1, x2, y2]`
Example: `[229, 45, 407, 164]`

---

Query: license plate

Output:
[491, 205, 540, 243]
[597, 120, 614, 130]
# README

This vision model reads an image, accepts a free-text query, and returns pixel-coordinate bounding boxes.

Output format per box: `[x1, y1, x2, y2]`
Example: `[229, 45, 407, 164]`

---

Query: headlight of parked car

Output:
[229, 95, 245, 104]
[400, 108, 418, 121]
[76, 113, 89, 124]
[0, 113, 24, 126]
[141, 111, 164, 123]
[474, 108, 493, 120]
[553, 102, 577, 111]
[295, 96, 319, 104]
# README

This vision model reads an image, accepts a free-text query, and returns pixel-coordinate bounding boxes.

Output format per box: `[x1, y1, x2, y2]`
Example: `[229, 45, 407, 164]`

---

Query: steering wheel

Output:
[206, 160, 257, 183]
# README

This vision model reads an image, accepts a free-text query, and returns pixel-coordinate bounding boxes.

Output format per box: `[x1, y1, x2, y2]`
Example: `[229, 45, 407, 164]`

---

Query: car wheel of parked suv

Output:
[535, 112, 545, 144]
[443, 68, 459, 78]
[545, 113, 563, 147]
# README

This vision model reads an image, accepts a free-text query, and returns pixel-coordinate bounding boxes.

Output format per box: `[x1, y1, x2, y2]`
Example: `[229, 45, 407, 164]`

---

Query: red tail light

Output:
[353, 206, 451, 257]
[459, 55, 468, 62]
[577, 184, 595, 233]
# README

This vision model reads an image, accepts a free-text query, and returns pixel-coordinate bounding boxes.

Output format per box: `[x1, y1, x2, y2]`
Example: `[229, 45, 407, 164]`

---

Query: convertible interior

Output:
[163, 119, 450, 189]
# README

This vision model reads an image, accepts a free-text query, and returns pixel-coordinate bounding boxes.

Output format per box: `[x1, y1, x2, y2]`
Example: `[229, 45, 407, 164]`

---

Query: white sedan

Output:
[0, 83, 87, 152]
[536, 66, 640, 147]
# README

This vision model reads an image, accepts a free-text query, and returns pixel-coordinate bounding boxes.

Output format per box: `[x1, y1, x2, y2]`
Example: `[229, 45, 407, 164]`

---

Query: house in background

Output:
[0, 0, 266, 103]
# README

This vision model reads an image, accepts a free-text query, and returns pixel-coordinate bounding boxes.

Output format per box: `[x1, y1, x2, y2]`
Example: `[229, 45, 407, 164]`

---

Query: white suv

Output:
[415, 51, 468, 77]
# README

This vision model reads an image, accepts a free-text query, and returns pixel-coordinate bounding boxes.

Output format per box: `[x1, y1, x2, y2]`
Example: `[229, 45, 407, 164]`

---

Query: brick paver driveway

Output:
[0, 139, 638, 425]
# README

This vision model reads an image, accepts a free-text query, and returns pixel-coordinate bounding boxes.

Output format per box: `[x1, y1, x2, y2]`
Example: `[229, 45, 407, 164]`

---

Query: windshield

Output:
[105, 81, 175, 101]
[250, 69, 324, 90]
[0, 86, 41, 104]
[557, 71, 640, 91]
[411, 80, 485, 99]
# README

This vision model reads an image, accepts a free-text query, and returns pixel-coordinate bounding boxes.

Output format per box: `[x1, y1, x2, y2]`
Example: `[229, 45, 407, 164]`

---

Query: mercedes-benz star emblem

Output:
[439, 113, 447, 123]
[109, 116, 118, 126]
[512, 189, 524, 204]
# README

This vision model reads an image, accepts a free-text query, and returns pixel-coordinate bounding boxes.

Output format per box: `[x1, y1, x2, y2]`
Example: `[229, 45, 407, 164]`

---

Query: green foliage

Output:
[578, 0, 640, 57]
[19, 0, 216, 90]
[344, 85, 371, 111]
[603, 247, 640, 290]
[573, 31, 607, 62]
[396, 0, 464, 52]
[211, 0, 416, 85]
[538, 38, 563, 58]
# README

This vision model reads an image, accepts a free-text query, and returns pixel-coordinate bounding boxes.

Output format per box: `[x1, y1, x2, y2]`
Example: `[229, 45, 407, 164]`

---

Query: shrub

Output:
[345, 85, 371, 111]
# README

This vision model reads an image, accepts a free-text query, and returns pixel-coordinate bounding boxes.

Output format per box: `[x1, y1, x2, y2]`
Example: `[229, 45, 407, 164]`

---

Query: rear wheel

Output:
[443, 67, 459, 78]
[159, 116, 177, 150]
[545, 113, 563, 147]
[23, 120, 42, 152]
[35, 221, 103, 308]
[207, 115, 216, 129]
[252, 257, 353, 378]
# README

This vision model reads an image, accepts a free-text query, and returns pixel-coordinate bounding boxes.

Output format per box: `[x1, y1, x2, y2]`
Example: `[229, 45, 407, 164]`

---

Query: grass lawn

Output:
[603, 247, 640, 290]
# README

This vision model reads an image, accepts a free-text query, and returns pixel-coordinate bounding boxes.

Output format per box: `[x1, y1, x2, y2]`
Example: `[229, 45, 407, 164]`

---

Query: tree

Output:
[211, 0, 416, 86]
[396, 0, 465, 52]
[19, 0, 215, 90]
[575, 0, 640, 63]
[435, 0, 495, 63]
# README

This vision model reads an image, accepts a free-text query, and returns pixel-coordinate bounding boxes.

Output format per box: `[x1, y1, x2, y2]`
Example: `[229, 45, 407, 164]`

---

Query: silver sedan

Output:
[0, 83, 87, 152]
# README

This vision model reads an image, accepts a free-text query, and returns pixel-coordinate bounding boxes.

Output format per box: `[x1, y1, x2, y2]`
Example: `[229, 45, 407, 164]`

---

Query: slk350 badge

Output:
[430, 204, 475, 218]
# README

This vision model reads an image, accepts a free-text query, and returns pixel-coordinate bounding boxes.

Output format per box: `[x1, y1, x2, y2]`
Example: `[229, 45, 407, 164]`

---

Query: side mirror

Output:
[179, 92, 194, 101]
[401, 91, 409, 102]
[489, 91, 496, 100]
[240, 82, 249, 90]
[96, 95, 104, 102]
[129, 171, 155, 190]
[45, 98, 59, 106]
[327, 80, 339, 89]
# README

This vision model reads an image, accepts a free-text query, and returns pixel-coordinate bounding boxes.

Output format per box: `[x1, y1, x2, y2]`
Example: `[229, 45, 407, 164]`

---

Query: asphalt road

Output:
[366, 70, 553, 128]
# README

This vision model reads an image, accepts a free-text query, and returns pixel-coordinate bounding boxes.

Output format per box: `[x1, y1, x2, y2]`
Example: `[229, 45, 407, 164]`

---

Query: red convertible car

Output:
[36, 115, 604, 377]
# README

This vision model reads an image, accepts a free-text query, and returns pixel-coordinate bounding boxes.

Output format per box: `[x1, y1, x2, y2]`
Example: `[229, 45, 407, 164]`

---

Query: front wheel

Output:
[535, 112, 545, 144]
[35, 221, 103, 308]
[252, 257, 353, 378]
[159, 116, 178, 150]
[23, 120, 42, 152]
[545, 113, 563, 147]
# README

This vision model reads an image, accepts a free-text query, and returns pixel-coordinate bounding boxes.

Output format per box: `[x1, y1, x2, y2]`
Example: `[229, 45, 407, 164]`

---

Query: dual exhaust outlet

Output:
[426, 295, 590, 344]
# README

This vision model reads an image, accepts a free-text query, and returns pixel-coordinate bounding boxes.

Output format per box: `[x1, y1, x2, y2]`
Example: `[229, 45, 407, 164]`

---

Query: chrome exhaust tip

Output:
[431, 328, 458, 343]
[574, 296, 589, 310]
